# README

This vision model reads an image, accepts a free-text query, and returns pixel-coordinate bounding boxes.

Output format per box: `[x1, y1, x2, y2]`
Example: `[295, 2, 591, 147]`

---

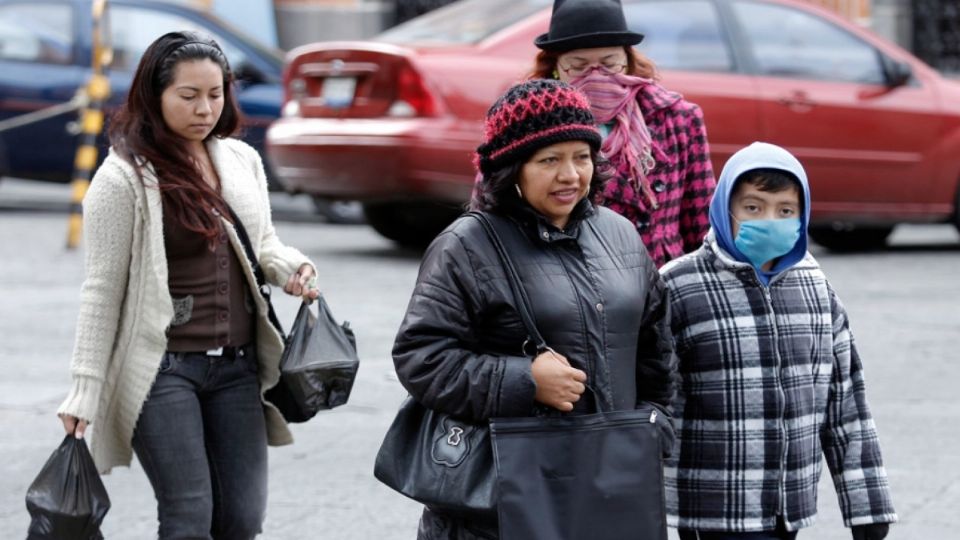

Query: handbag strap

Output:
[470, 212, 610, 413]
[225, 205, 286, 340]
[468, 212, 547, 356]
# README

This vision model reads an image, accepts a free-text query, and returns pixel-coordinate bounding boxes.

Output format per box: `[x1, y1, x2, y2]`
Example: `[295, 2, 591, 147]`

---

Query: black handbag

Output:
[373, 397, 497, 519]
[491, 400, 667, 540]
[227, 206, 359, 423]
[373, 212, 548, 519]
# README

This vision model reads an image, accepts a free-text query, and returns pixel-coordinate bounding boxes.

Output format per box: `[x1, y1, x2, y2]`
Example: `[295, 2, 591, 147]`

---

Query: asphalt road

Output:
[1, 179, 958, 539]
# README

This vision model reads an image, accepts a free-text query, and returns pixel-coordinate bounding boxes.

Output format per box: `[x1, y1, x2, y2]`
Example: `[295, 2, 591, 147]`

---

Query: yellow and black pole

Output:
[66, 0, 111, 249]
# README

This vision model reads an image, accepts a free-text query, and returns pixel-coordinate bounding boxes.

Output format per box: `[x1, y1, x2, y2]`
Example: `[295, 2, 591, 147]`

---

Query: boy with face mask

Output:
[660, 142, 896, 540]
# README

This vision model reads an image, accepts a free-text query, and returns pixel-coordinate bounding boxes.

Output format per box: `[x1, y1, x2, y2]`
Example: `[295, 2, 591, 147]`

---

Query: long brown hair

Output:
[527, 46, 658, 81]
[108, 31, 241, 244]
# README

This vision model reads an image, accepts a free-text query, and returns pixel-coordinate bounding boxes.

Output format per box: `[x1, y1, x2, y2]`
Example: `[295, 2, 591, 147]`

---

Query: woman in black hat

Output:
[530, 0, 717, 267]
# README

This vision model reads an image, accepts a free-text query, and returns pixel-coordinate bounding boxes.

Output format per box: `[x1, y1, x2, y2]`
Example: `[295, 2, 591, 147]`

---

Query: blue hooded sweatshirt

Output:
[708, 142, 811, 285]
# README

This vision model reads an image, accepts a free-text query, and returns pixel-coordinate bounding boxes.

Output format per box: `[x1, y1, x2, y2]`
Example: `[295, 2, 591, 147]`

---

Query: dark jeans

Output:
[133, 347, 267, 540]
[679, 518, 798, 540]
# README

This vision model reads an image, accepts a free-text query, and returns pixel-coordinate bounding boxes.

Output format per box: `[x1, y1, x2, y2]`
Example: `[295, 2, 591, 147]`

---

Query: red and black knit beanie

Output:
[475, 79, 601, 176]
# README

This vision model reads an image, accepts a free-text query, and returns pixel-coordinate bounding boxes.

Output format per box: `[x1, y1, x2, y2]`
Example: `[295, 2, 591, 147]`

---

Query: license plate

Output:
[321, 77, 356, 108]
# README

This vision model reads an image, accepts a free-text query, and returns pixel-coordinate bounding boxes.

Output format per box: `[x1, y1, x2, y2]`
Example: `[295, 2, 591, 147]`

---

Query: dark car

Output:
[0, 0, 283, 185]
[267, 0, 960, 249]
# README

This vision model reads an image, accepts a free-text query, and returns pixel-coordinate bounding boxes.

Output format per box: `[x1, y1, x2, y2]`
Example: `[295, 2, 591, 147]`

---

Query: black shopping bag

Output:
[490, 404, 667, 540]
[25, 435, 110, 540]
[265, 296, 360, 423]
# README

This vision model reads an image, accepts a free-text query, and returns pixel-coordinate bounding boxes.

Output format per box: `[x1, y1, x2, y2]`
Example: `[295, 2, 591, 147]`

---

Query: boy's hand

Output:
[531, 349, 586, 412]
[851, 523, 889, 540]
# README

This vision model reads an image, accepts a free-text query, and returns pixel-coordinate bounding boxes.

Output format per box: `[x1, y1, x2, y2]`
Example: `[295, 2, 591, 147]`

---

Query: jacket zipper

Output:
[761, 284, 790, 519]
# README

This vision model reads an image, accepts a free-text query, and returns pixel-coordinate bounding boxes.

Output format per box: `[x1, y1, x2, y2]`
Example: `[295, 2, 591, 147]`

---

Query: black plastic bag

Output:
[265, 296, 360, 423]
[25, 435, 110, 540]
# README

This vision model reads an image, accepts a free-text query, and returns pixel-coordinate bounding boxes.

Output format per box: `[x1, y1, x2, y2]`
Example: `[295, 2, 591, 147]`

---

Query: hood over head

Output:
[708, 142, 811, 277]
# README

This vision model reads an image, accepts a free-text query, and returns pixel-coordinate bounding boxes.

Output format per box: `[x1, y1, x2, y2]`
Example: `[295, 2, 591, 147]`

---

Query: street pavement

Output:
[1, 179, 958, 539]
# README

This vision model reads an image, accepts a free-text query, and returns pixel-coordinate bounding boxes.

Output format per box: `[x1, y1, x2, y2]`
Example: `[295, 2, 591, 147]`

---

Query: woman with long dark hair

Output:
[56, 31, 318, 538]
[529, 0, 717, 267]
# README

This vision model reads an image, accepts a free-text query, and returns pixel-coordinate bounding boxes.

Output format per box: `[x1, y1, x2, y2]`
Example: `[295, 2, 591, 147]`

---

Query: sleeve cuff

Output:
[57, 375, 103, 424]
[496, 356, 536, 416]
[263, 249, 312, 287]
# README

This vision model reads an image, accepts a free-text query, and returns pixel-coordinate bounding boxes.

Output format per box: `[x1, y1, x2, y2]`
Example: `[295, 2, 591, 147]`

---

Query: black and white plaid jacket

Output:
[659, 232, 897, 532]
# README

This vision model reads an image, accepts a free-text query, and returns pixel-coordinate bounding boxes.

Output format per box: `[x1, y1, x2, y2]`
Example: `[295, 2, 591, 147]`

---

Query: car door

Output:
[105, 2, 283, 154]
[623, 0, 762, 172]
[727, 0, 943, 218]
[0, 0, 84, 182]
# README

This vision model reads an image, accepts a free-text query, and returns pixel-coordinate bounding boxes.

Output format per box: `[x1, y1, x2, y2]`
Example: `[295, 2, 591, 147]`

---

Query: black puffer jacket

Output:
[392, 201, 676, 539]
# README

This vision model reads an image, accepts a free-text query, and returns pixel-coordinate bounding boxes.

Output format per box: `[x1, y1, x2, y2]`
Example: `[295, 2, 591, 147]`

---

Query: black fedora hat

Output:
[535, 0, 644, 52]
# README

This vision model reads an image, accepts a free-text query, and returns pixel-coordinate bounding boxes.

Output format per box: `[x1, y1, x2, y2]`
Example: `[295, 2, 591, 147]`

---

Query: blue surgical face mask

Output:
[733, 217, 801, 268]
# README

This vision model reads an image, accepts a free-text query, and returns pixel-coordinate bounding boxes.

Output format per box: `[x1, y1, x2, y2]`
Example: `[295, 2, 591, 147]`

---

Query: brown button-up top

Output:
[163, 205, 253, 352]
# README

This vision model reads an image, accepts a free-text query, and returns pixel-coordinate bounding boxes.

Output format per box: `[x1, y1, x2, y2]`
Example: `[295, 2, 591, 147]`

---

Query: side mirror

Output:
[882, 56, 912, 88]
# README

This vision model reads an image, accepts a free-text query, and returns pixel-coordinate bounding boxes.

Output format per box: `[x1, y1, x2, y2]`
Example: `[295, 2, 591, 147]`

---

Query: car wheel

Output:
[808, 224, 893, 252]
[363, 201, 464, 248]
[311, 197, 366, 224]
[954, 184, 960, 235]
[0, 140, 8, 179]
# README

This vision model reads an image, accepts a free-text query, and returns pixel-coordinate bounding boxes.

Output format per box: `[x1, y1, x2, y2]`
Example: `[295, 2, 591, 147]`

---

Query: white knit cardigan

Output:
[57, 137, 313, 473]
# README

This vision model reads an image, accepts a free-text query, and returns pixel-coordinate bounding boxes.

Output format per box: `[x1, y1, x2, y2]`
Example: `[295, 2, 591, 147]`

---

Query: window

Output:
[108, 6, 245, 74]
[624, 0, 732, 72]
[732, 0, 884, 84]
[0, 4, 72, 64]
[378, 0, 552, 45]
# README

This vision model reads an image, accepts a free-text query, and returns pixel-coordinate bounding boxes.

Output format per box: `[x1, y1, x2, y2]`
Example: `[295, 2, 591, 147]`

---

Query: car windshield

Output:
[202, 12, 284, 68]
[377, 0, 551, 46]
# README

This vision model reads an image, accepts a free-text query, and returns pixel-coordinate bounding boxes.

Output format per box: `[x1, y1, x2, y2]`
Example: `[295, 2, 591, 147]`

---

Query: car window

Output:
[108, 6, 246, 73]
[624, 0, 732, 72]
[0, 3, 72, 64]
[732, 0, 884, 84]
[377, 0, 552, 45]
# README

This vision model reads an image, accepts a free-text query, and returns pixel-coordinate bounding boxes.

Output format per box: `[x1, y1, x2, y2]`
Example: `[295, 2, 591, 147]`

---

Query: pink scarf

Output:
[570, 69, 659, 209]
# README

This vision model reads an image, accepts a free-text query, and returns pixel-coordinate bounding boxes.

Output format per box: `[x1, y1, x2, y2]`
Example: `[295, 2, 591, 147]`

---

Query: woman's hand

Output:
[531, 349, 587, 412]
[59, 414, 88, 439]
[284, 264, 320, 303]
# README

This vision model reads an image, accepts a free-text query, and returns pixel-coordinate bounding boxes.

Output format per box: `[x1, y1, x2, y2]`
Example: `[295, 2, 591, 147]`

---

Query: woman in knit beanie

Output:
[389, 79, 676, 539]
[528, 0, 717, 267]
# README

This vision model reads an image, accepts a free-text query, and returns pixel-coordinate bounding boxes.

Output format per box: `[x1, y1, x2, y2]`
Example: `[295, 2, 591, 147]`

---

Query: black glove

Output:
[851, 523, 889, 540]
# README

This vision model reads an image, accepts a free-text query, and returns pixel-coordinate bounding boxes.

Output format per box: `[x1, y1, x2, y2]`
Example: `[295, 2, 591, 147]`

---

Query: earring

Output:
[551, 69, 560, 79]
[515, 184, 523, 198]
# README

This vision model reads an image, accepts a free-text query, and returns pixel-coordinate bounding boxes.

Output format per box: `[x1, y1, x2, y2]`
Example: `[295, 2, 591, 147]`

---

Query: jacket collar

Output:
[501, 197, 596, 244]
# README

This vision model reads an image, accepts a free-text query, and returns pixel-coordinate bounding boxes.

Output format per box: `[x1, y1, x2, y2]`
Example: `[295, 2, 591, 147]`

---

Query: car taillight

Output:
[389, 65, 440, 117]
[282, 77, 307, 117]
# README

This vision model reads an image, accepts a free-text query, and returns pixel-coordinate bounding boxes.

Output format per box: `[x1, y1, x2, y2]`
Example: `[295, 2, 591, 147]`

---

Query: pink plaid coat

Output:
[599, 83, 716, 267]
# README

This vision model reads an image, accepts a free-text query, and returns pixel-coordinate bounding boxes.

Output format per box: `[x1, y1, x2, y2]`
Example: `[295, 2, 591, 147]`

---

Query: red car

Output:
[267, 0, 960, 249]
